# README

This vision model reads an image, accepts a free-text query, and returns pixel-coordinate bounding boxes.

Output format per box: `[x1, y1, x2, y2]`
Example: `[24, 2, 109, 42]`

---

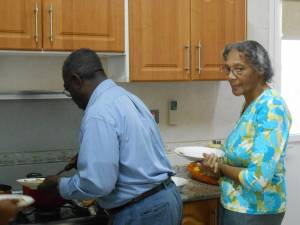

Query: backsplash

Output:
[0, 140, 219, 167]
[0, 149, 77, 167]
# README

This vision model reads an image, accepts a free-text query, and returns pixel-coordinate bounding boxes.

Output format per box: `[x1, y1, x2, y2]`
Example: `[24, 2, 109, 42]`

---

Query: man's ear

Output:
[70, 73, 83, 90]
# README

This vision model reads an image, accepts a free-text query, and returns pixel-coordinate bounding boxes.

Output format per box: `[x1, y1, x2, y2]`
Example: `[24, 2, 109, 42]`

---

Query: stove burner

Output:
[35, 208, 60, 222]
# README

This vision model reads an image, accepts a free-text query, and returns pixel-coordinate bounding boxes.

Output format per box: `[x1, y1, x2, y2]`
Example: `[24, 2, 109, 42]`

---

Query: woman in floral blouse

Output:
[203, 40, 292, 225]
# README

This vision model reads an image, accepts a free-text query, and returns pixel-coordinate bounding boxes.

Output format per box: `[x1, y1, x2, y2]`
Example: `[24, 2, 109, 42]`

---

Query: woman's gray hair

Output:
[223, 40, 273, 82]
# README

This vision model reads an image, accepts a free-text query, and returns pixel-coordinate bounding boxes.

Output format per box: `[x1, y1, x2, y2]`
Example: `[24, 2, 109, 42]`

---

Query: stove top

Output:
[11, 203, 109, 225]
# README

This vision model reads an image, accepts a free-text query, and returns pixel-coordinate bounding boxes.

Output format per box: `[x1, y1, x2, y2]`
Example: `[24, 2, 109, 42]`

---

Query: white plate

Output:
[171, 176, 188, 187]
[16, 178, 45, 190]
[174, 146, 224, 161]
[0, 194, 34, 208]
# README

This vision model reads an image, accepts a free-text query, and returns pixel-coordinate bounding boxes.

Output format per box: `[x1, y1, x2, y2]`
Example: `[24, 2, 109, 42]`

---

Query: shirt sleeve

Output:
[59, 117, 119, 200]
[239, 102, 291, 192]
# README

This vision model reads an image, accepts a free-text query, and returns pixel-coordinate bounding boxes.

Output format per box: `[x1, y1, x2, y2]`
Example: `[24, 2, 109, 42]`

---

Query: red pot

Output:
[22, 186, 66, 209]
[21, 173, 66, 209]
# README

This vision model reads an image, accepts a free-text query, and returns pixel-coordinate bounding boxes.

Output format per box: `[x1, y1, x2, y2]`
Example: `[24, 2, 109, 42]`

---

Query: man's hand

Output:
[37, 175, 60, 195]
[0, 199, 19, 225]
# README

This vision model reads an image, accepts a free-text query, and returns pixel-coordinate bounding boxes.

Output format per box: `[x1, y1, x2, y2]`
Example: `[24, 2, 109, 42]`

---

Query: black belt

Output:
[104, 177, 173, 215]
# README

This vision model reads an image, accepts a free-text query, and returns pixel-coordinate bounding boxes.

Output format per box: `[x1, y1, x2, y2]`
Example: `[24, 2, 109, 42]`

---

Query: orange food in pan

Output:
[187, 162, 219, 185]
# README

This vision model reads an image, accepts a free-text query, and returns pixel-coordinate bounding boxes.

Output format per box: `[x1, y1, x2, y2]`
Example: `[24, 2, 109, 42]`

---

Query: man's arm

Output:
[59, 117, 120, 200]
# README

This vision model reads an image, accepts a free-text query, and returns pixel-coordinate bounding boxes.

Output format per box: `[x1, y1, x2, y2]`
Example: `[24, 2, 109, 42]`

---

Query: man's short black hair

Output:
[63, 48, 106, 80]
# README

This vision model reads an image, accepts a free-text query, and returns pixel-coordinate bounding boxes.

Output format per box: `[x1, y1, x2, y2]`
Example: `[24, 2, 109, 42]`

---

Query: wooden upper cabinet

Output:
[42, 0, 124, 51]
[129, 0, 191, 81]
[0, 0, 124, 52]
[0, 0, 42, 50]
[191, 0, 247, 80]
[129, 0, 246, 81]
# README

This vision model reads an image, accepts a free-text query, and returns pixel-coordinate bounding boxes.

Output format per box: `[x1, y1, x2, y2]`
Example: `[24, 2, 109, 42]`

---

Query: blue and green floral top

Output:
[221, 88, 292, 214]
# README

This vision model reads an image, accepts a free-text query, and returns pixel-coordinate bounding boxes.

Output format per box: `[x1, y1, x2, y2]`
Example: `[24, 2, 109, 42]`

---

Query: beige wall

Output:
[283, 0, 300, 40]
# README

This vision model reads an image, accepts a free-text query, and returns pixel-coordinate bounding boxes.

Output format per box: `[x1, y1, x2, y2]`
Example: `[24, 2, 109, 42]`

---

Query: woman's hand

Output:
[0, 199, 19, 225]
[202, 154, 244, 183]
[200, 153, 222, 178]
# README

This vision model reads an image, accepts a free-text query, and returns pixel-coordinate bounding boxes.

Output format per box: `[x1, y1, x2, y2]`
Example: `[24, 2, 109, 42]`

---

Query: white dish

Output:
[0, 194, 34, 208]
[16, 178, 45, 190]
[174, 146, 224, 161]
[171, 176, 188, 187]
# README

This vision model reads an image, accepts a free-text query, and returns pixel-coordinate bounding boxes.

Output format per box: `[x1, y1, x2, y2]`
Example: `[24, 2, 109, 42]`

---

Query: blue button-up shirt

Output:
[59, 79, 174, 209]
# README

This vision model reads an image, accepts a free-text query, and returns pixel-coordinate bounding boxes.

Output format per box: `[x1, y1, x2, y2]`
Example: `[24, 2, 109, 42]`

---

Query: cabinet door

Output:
[42, 0, 124, 52]
[129, 0, 191, 81]
[183, 199, 218, 225]
[0, 0, 42, 50]
[191, 0, 246, 80]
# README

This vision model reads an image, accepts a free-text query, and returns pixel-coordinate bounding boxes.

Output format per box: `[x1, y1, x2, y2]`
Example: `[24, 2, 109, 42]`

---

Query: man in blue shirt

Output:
[39, 49, 182, 225]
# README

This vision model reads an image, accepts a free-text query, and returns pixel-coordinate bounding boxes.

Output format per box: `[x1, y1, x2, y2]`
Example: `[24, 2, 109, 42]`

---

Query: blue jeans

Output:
[111, 182, 182, 225]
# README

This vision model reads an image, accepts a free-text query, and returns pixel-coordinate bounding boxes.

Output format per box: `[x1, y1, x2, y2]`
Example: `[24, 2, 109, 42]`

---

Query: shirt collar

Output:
[86, 79, 117, 110]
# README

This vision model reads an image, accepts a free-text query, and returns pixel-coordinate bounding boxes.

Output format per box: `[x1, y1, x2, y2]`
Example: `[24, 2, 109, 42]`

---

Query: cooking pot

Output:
[0, 184, 12, 194]
[20, 173, 66, 209]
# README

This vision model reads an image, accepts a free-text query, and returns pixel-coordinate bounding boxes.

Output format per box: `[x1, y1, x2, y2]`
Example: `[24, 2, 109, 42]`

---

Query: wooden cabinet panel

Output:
[183, 199, 218, 225]
[191, 0, 247, 80]
[0, 0, 124, 52]
[43, 0, 124, 51]
[130, 0, 246, 81]
[0, 0, 42, 50]
[129, 0, 191, 81]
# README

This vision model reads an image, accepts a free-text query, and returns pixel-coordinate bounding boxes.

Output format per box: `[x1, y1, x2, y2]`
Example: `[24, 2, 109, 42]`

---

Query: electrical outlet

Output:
[150, 109, 159, 124]
[164, 144, 172, 153]
[208, 139, 223, 149]
[168, 100, 177, 125]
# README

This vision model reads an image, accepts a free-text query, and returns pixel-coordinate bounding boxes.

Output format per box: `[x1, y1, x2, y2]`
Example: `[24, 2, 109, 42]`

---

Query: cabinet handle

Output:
[196, 41, 202, 74]
[48, 3, 54, 43]
[184, 44, 190, 72]
[34, 2, 39, 44]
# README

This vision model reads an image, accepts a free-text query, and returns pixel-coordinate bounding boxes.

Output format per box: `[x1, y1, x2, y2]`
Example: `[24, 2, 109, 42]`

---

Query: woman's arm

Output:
[219, 163, 243, 183]
[202, 154, 243, 183]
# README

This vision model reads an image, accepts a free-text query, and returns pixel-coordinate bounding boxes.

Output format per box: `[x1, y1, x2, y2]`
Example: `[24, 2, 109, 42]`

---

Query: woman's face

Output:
[224, 49, 264, 97]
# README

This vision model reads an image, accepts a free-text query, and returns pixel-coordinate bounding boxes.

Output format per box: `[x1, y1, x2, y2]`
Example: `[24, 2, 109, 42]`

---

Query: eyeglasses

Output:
[62, 88, 71, 97]
[222, 65, 249, 77]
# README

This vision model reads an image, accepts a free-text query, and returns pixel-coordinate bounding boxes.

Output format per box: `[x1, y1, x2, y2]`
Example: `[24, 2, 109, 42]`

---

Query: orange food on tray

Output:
[187, 162, 219, 185]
